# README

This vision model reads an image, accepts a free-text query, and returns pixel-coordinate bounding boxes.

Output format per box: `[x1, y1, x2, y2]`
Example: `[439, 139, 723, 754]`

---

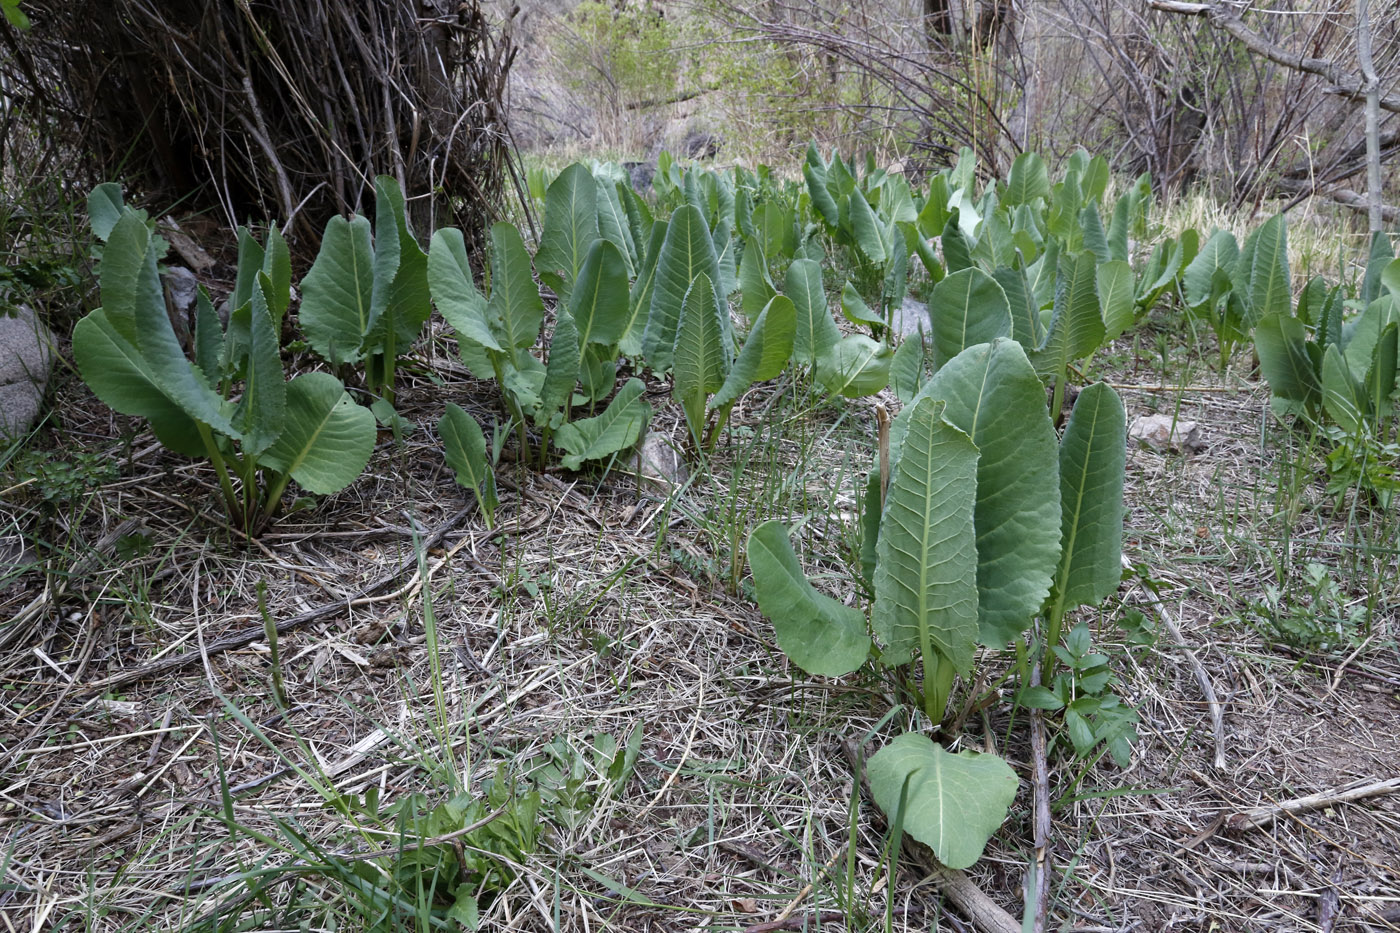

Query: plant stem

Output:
[196, 422, 244, 527]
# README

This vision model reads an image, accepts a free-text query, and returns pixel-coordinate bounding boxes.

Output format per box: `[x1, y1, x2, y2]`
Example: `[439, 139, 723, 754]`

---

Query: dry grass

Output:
[2, 263, 1399, 933]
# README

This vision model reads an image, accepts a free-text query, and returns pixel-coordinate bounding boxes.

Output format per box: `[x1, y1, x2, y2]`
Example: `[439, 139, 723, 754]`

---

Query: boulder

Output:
[0, 304, 57, 439]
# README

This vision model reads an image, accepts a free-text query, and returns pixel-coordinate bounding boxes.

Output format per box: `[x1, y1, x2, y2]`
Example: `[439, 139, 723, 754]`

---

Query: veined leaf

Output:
[1030, 251, 1104, 380]
[1004, 152, 1050, 207]
[554, 378, 651, 470]
[486, 222, 545, 351]
[673, 274, 729, 445]
[621, 220, 668, 357]
[739, 238, 777, 322]
[713, 295, 795, 409]
[787, 258, 841, 365]
[644, 204, 723, 372]
[595, 173, 636, 275]
[428, 228, 501, 352]
[536, 163, 599, 302]
[538, 310, 580, 429]
[1241, 213, 1290, 324]
[1321, 344, 1364, 434]
[867, 734, 1018, 870]
[873, 396, 979, 673]
[1052, 382, 1126, 613]
[570, 238, 630, 348]
[260, 372, 376, 495]
[841, 282, 885, 327]
[369, 176, 430, 354]
[816, 335, 892, 398]
[924, 340, 1061, 646]
[300, 214, 375, 365]
[87, 183, 125, 243]
[230, 275, 286, 456]
[746, 520, 870, 677]
[439, 403, 497, 525]
[1097, 259, 1135, 340]
[1255, 314, 1321, 405]
[992, 266, 1041, 349]
[1182, 230, 1238, 309]
[927, 268, 1011, 370]
[849, 192, 887, 266]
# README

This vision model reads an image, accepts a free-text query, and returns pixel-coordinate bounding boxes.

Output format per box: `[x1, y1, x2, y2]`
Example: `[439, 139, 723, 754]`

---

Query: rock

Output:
[0, 304, 56, 439]
[623, 160, 656, 191]
[680, 130, 720, 160]
[892, 297, 929, 338]
[166, 266, 199, 313]
[629, 432, 688, 491]
[1129, 413, 1205, 453]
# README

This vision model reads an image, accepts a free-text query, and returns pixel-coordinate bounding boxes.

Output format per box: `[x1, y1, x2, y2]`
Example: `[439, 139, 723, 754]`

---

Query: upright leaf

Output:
[538, 310, 580, 429]
[1321, 345, 1364, 434]
[231, 276, 286, 455]
[1254, 314, 1321, 405]
[621, 220, 668, 357]
[816, 335, 893, 398]
[739, 239, 777, 321]
[1097, 259, 1136, 340]
[439, 403, 497, 525]
[428, 228, 501, 352]
[486, 222, 545, 351]
[570, 238, 630, 348]
[849, 192, 887, 266]
[873, 397, 980, 673]
[787, 258, 841, 365]
[535, 163, 599, 302]
[1030, 251, 1105, 380]
[1004, 152, 1050, 207]
[1182, 230, 1238, 309]
[673, 274, 729, 444]
[644, 204, 722, 372]
[747, 521, 870, 677]
[1052, 382, 1126, 613]
[927, 268, 1011, 370]
[300, 215, 376, 365]
[713, 295, 795, 409]
[1241, 213, 1290, 324]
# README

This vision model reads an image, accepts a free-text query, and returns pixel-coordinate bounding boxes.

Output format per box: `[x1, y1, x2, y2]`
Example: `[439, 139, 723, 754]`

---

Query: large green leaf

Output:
[713, 295, 795, 409]
[262, 226, 293, 323]
[1254, 314, 1321, 405]
[87, 184, 125, 243]
[260, 372, 376, 495]
[369, 176, 431, 355]
[538, 310, 580, 429]
[1004, 152, 1050, 207]
[992, 266, 1042, 349]
[673, 274, 729, 445]
[849, 192, 887, 266]
[873, 397, 979, 673]
[746, 520, 870, 677]
[439, 403, 497, 524]
[1368, 322, 1398, 418]
[924, 340, 1061, 646]
[595, 173, 636, 275]
[1052, 382, 1126, 613]
[866, 733, 1018, 870]
[787, 258, 841, 365]
[98, 211, 162, 344]
[230, 276, 286, 456]
[1240, 213, 1290, 324]
[570, 238, 631, 349]
[300, 215, 375, 365]
[816, 335, 893, 398]
[1096, 259, 1135, 341]
[1321, 344, 1364, 434]
[1182, 230, 1239, 309]
[621, 220, 668, 357]
[643, 204, 722, 372]
[739, 239, 777, 322]
[72, 310, 203, 456]
[231, 226, 266, 321]
[535, 163, 599, 302]
[553, 378, 651, 470]
[927, 268, 1011, 370]
[1030, 251, 1104, 380]
[427, 228, 501, 352]
[486, 222, 545, 351]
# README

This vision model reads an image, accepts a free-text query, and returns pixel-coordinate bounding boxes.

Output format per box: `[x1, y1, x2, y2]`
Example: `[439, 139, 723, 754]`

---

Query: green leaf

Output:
[487, 222, 545, 351]
[1030, 251, 1105, 379]
[300, 214, 375, 365]
[553, 378, 651, 470]
[262, 226, 292, 322]
[570, 238, 631, 348]
[644, 204, 722, 372]
[1240, 213, 1290, 324]
[1363, 232, 1394, 303]
[927, 268, 1011, 370]
[439, 403, 497, 525]
[841, 282, 885, 327]
[87, 184, 125, 243]
[673, 274, 729, 445]
[72, 310, 203, 456]
[849, 192, 887, 265]
[1079, 204, 1109, 262]
[873, 396, 979, 673]
[260, 372, 376, 495]
[940, 216, 973, 274]
[866, 733, 1018, 870]
[538, 309, 580, 429]
[98, 211, 162, 343]
[816, 335, 892, 398]
[1097, 259, 1135, 341]
[1254, 314, 1321, 405]
[713, 295, 795, 409]
[595, 173, 636, 275]
[1052, 382, 1126, 613]
[739, 239, 778, 322]
[536, 163, 600, 302]
[1182, 230, 1239, 309]
[1367, 322, 1398, 419]
[230, 276, 286, 456]
[1321, 344, 1364, 434]
[1004, 152, 1050, 207]
[231, 226, 266, 318]
[428, 228, 501, 352]
[194, 287, 225, 384]
[746, 520, 870, 677]
[369, 175, 430, 355]
[621, 220, 668, 357]
[992, 266, 1042, 349]
[787, 258, 841, 365]
[923, 340, 1061, 646]
[890, 333, 926, 404]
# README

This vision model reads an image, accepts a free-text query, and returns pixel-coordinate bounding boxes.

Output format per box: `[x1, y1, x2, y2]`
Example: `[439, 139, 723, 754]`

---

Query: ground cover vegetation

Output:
[2, 1, 1399, 931]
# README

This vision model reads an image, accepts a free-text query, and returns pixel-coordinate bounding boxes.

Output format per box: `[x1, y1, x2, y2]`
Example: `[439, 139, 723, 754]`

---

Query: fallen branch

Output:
[1028, 664, 1052, 933]
[1227, 776, 1400, 831]
[839, 739, 1020, 933]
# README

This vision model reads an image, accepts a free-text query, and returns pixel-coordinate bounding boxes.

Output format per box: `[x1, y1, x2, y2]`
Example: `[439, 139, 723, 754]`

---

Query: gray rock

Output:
[0, 304, 56, 439]
[166, 266, 199, 312]
[892, 297, 929, 338]
[623, 160, 656, 192]
[680, 130, 720, 160]
[1129, 413, 1205, 453]
[629, 432, 688, 492]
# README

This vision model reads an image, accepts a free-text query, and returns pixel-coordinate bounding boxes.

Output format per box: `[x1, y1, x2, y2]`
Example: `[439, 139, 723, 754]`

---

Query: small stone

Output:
[166, 266, 199, 313]
[0, 304, 56, 439]
[1129, 413, 1205, 453]
[629, 432, 687, 491]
